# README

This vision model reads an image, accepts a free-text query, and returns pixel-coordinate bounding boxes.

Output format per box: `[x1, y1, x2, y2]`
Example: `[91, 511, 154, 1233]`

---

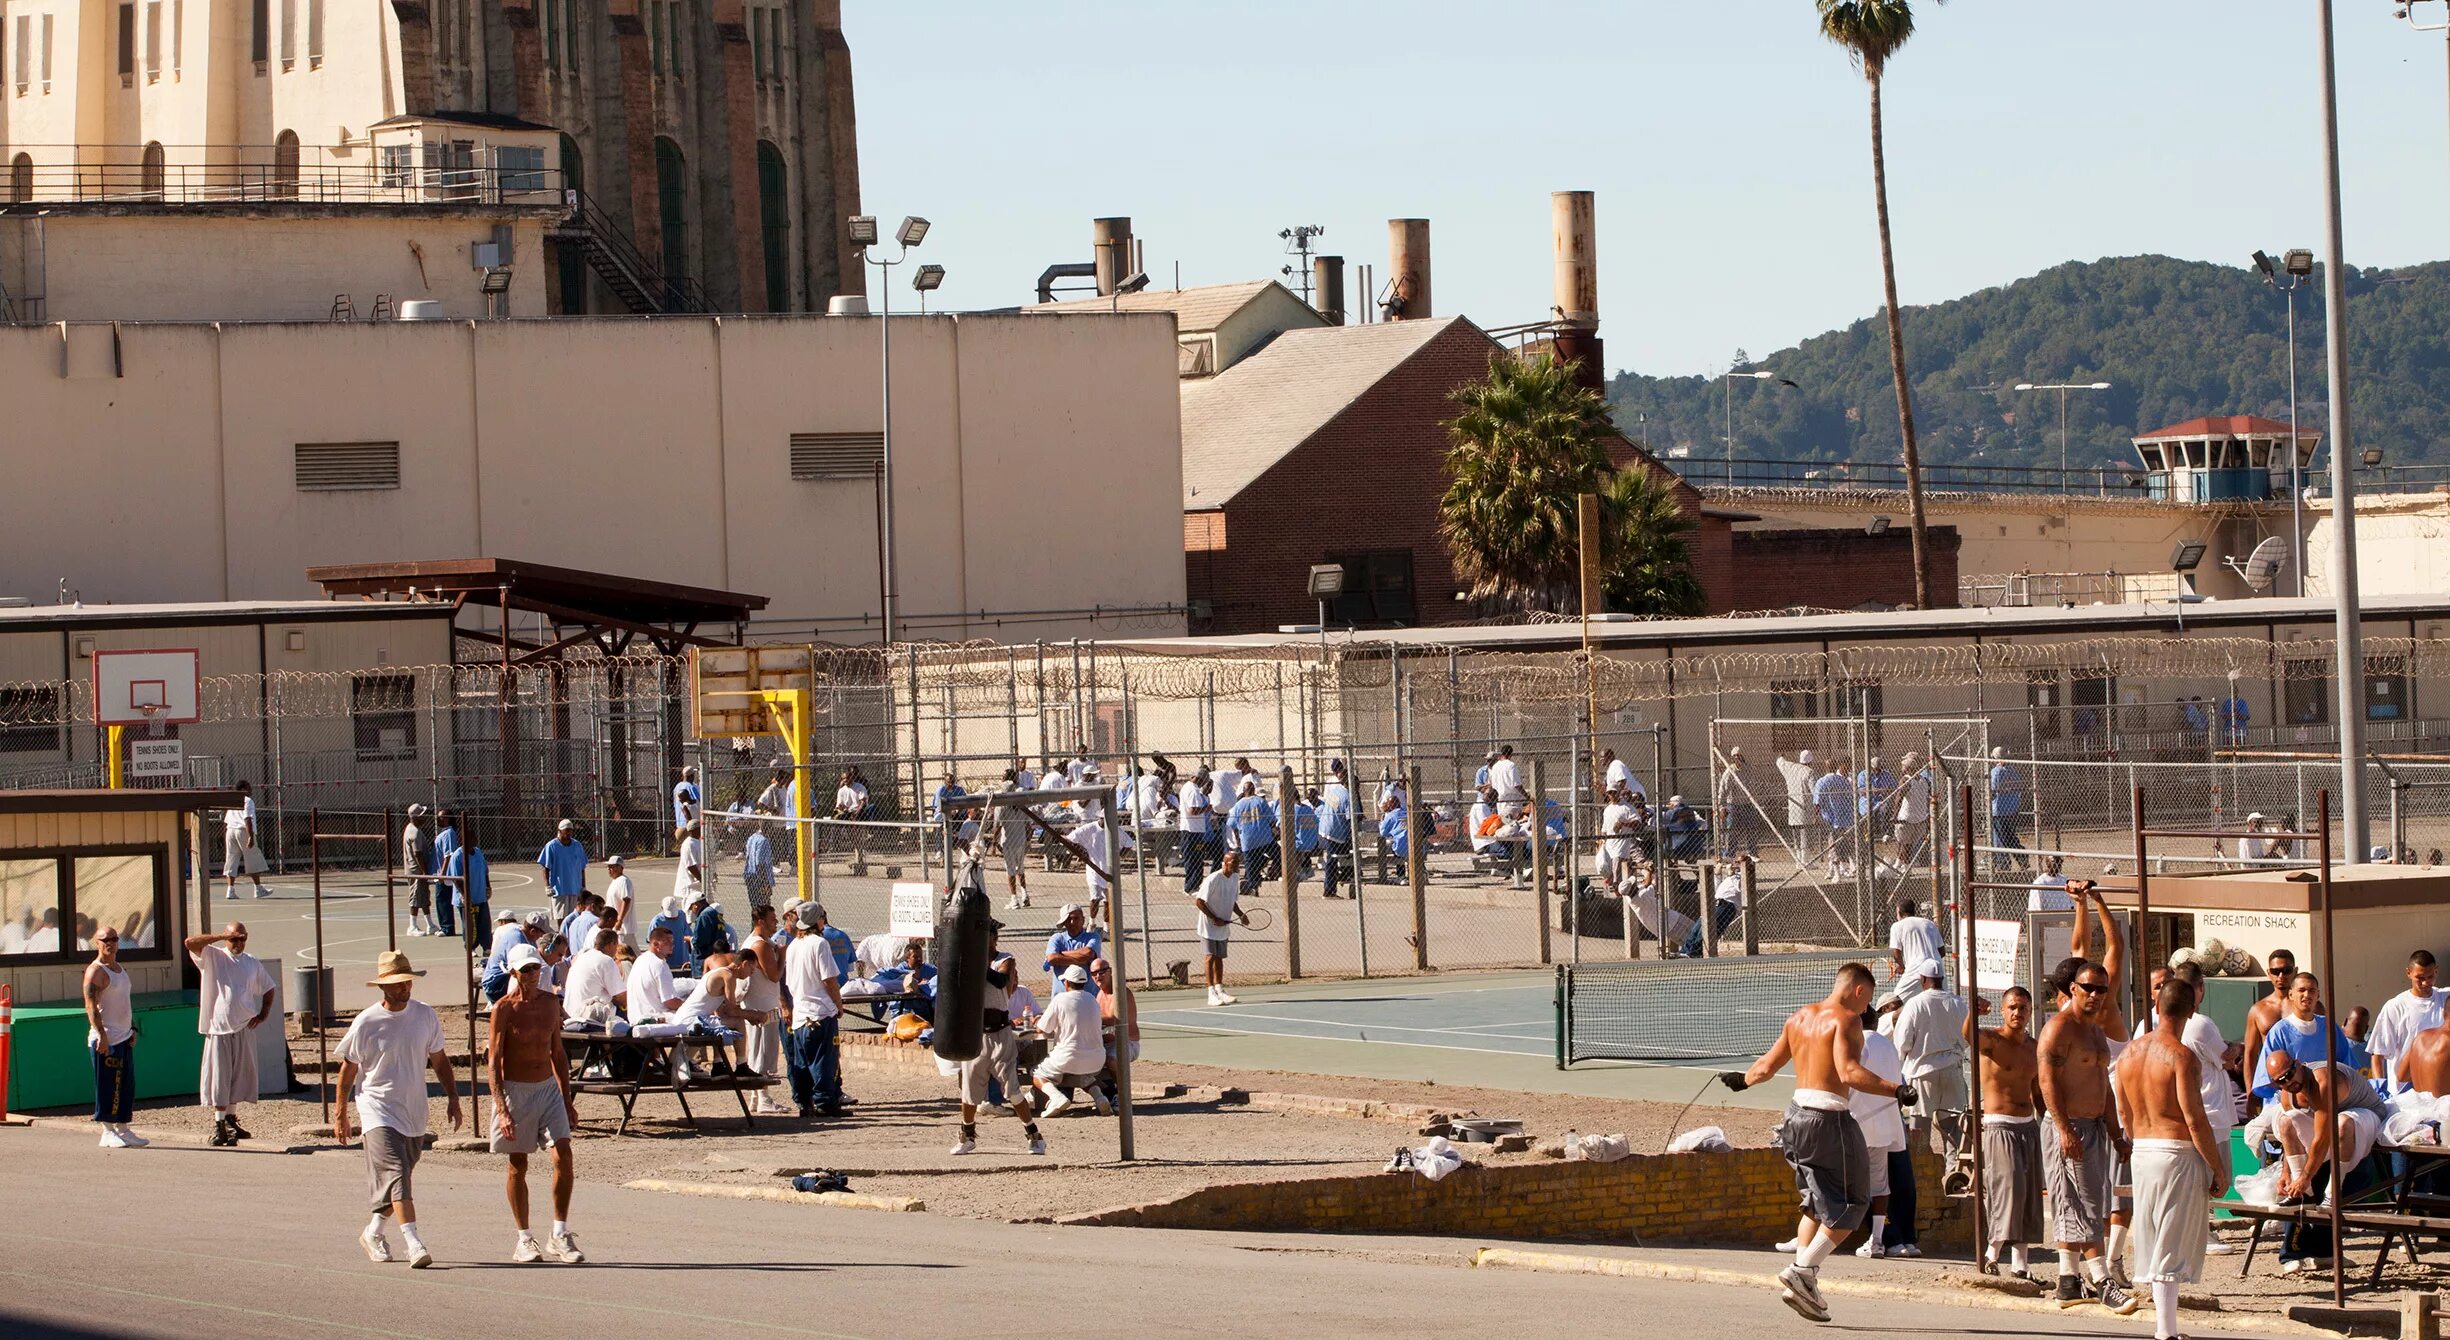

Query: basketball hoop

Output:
[130, 682, 169, 737]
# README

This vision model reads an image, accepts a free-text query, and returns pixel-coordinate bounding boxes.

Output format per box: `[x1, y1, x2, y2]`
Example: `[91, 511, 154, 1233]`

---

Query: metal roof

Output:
[1027, 281, 1296, 333]
[0, 788, 246, 814]
[0, 600, 454, 630]
[307, 557, 764, 656]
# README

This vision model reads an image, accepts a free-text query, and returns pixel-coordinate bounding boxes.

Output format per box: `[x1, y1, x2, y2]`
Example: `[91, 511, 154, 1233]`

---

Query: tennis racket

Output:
[1239, 904, 1275, 933]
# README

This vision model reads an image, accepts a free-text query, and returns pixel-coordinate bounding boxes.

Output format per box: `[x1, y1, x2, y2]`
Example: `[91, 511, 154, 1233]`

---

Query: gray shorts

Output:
[489, 1077, 573, 1155]
[2042, 1114, 2115, 1246]
[958, 1028, 1019, 1106]
[364, 1125, 423, 1213]
[1033, 1062, 1102, 1090]
[1776, 1104, 1870, 1232]
[1199, 935, 1228, 959]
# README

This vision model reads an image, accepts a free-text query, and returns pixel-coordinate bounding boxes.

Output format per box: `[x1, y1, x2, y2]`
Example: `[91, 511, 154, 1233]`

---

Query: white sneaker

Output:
[1891, 1243, 1921, 1259]
[405, 1239, 433, 1269]
[1091, 1089, 1114, 1117]
[222, 889, 237, 900]
[1213, 989, 1237, 1006]
[1773, 1237, 1800, 1254]
[1204, 986, 1220, 1005]
[950, 1136, 977, 1156]
[116, 1126, 149, 1147]
[99, 1126, 130, 1148]
[253, 886, 272, 898]
[1027, 1136, 1047, 1156]
[1855, 1239, 1886, 1259]
[1776, 1265, 1830, 1322]
[547, 1232, 584, 1264]
[2205, 1239, 2237, 1256]
[513, 1236, 543, 1264]
[361, 1226, 395, 1263]
[1040, 1090, 1075, 1119]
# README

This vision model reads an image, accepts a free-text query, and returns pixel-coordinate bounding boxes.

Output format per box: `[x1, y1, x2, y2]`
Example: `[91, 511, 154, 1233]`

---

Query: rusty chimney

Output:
[1549, 191, 1604, 392]
[1313, 255, 1347, 325]
[1092, 217, 1134, 296]
[1386, 219, 1431, 321]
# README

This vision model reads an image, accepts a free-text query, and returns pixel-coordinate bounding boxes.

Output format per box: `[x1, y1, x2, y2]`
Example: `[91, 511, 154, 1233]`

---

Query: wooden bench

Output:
[565, 1031, 775, 1136]
[2228, 1202, 2441, 1287]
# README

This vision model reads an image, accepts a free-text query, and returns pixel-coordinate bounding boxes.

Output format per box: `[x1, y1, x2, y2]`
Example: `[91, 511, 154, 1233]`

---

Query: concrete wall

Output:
[4, 209, 550, 319]
[2306, 492, 2450, 599]
[0, 312, 1188, 642]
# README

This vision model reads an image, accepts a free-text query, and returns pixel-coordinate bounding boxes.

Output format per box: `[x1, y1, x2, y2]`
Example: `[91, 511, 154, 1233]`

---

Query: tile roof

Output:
[1179, 317, 1472, 508]
[2135, 414, 2318, 440]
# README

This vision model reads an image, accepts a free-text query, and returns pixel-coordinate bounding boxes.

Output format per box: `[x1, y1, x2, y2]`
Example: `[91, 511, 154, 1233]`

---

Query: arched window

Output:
[756, 141, 788, 312]
[557, 133, 584, 200]
[272, 130, 300, 200]
[139, 142, 165, 197]
[653, 136, 686, 286]
[8, 154, 31, 204]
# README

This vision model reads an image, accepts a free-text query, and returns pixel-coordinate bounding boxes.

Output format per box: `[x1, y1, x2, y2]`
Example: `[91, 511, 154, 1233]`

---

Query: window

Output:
[789, 431, 883, 480]
[271, 129, 298, 199]
[38, 12, 49, 88]
[294, 441, 401, 491]
[352, 673, 418, 760]
[117, 3, 134, 80]
[496, 144, 545, 192]
[279, 0, 292, 68]
[0, 684, 62, 752]
[2367, 657, 2409, 722]
[2026, 672, 2061, 742]
[541, 0, 557, 71]
[306, 0, 319, 65]
[378, 143, 412, 187]
[12, 14, 26, 93]
[562, 0, 580, 73]
[2283, 669, 2327, 725]
[139, 141, 164, 196]
[1325, 551, 1415, 626]
[250, 0, 266, 65]
[1835, 681, 1882, 721]
[1769, 678, 1820, 756]
[144, 0, 159, 78]
[654, 135, 686, 281]
[0, 849, 169, 963]
[2070, 674, 2113, 740]
[757, 140, 788, 310]
[169, 0, 178, 76]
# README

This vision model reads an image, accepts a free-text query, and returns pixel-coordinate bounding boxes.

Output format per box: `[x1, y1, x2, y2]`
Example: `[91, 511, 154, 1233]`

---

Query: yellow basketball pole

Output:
[105, 726, 125, 789]
[761, 688, 815, 908]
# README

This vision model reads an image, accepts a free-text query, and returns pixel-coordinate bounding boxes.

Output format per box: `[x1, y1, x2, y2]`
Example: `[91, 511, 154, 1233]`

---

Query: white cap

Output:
[1061, 964, 1092, 985]
[507, 943, 545, 972]
[1061, 902, 1086, 921]
[557, 818, 575, 831]
[660, 894, 682, 915]
[605, 854, 625, 867]
[1799, 749, 1815, 765]
[2246, 812, 2265, 822]
[1991, 746, 2007, 759]
[1907, 958, 1944, 984]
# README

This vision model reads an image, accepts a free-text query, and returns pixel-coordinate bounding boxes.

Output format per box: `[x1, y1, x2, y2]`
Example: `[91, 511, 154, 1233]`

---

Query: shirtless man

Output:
[2038, 958, 2139, 1314]
[2402, 1016, 2450, 1097]
[487, 944, 582, 1265]
[2117, 980, 2228, 1340]
[2239, 947, 2299, 1112]
[1724, 963, 1916, 1323]
[1967, 986, 2045, 1279]
[2069, 881, 2144, 1283]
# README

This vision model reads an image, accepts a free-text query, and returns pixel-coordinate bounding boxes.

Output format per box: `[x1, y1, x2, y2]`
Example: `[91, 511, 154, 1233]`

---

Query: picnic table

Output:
[2231, 1140, 2450, 1289]
[563, 1028, 774, 1136]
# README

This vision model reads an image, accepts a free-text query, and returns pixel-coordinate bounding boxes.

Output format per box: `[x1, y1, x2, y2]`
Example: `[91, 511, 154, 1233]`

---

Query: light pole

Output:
[2318, 0, 2370, 862]
[2253, 248, 2316, 596]
[2395, 1, 2450, 189]
[1722, 368, 1795, 483]
[2010, 381, 2113, 480]
[848, 213, 931, 646]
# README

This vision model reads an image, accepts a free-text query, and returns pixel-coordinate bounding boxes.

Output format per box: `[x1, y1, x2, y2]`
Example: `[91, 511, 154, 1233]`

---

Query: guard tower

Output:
[2132, 415, 2320, 504]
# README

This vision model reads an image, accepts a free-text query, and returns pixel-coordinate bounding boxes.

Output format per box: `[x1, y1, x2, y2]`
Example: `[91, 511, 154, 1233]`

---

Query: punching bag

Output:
[931, 856, 992, 1062]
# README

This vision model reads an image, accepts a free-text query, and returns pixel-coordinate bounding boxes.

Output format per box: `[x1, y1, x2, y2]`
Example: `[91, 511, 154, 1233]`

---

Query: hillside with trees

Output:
[1609, 254, 2450, 475]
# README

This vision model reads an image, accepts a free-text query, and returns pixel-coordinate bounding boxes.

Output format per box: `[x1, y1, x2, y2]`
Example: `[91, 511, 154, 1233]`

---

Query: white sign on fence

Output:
[128, 739, 185, 778]
[888, 882, 938, 940]
[1973, 918, 2023, 994]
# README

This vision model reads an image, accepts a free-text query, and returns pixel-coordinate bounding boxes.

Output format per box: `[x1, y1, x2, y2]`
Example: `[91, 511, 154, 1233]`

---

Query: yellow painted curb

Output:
[1469, 1247, 2330, 1337]
[622, 1178, 925, 1214]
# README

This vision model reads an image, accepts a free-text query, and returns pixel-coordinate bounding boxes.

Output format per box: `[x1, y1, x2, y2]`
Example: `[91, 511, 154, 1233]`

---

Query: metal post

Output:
[1959, 782, 1987, 1263]
[1278, 766, 1301, 979]
[311, 809, 328, 1124]
[2287, 284, 2305, 597]
[2131, 784, 2151, 1027]
[1740, 856, 1758, 956]
[1568, 732, 1582, 965]
[1532, 759, 1552, 965]
[1103, 809, 1136, 1162]
[1699, 859, 1719, 957]
[1406, 764, 1427, 970]
[383, 805, 397, 953]
[2317, 0, 2371, 862]
[879, 263, 898, 645]
[2316, 787, 2342, 1309]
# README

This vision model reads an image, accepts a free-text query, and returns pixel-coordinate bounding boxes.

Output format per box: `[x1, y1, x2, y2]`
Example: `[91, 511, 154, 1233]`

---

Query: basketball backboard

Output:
[92, 649, 201, 727]
[691, 646, 816, 739]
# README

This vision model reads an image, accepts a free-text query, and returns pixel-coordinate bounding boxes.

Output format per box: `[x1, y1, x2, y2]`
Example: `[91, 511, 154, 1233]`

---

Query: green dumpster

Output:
[7, 992, 202, 1112]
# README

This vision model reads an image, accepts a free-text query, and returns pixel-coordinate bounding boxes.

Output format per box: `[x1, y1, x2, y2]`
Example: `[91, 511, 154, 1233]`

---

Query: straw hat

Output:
[367, 949, 425, 986]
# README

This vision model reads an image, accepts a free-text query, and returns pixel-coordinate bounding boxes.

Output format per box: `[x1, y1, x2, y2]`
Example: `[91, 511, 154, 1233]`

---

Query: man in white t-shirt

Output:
[2027, 857, 2073, 913]
[1890, 754, 1932, 870]
[335, 949, 460, 1270]
[1775, 750, 1817, 856]
[625, 926, 685, 1023]
[672, 823, 705, 906]
[222, 781, 272, 900]
[1598, 788, 1643, 885]
[1887, 901, 1943, 990]
[2366, 949, 2448, 1092]
[185, 922, 274, 1146]
[601, 855, 637, 950]
[563, 929, 628, 1027]
[1210, 759, 1250, 818]
[1031, 964, 1108, 1117]
[783, 902, 847, 1118]
[1602, 748, 1642, 801]
[1852, 1009, 1911, 1259]
[1192, 851, 1247, 1007]
[1178, 767, 1218, 892]
[1489, 745, 1526, 816]
[1069, 812, 1130, 917]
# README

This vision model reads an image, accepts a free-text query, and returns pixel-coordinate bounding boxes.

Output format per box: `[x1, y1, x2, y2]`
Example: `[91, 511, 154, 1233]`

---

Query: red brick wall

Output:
[1187, 327, 1727, 636]
[1727, 526, 1962, 612]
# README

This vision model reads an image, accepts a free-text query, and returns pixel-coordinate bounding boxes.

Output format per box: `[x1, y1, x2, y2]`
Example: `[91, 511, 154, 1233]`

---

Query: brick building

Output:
[1730, 526, 1962, 612]
[1178, 315, 1734, 636]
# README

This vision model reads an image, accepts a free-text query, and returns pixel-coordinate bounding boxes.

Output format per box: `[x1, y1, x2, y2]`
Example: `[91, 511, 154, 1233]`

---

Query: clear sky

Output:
[852, 0, 2450, 377]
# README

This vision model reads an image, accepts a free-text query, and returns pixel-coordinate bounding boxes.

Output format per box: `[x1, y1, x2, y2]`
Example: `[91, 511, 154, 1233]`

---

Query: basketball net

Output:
[135, 702, 167, 738]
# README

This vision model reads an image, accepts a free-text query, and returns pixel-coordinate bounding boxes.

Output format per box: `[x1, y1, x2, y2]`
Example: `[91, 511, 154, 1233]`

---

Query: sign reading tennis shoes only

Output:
[128, 739, 185, 778]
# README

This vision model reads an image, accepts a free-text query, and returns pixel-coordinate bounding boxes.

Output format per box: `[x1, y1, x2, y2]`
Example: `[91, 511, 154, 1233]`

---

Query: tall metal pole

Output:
[878, 265, 898, 646]
[2057, 386, 2069, 479]
[2287, 284, 2304, 597]
[2317, 0, 2371, 862]
[1724, 374, 1735, 484]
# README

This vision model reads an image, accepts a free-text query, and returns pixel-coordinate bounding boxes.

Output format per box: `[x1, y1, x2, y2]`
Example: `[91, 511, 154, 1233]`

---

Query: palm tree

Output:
[1599, 465, 1705, 617]
[1818, 0, 1941, 608]
[1439, 354, 1617, 613]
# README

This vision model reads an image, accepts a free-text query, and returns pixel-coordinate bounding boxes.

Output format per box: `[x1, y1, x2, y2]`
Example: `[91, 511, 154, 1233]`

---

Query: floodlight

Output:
[2087, 381, 2112, 390]
[2253, 250, 2278, 282]
[1866, 516, 1892, 536]
[2171, 540, 2207, 572]
[2228, 535, 2290, 592]
[480, 267, 513, 294]
[2363, 446, 2385, 467]
[912, 264, 946, 292]
[896, 215, 930, 247]
[1306, 564, 1347, 598]
[1116, 271, 1152, 294]
[2285, 249, 2315, 277]
[2013, 382, 2036, 392]
[847, 215, 879, 246]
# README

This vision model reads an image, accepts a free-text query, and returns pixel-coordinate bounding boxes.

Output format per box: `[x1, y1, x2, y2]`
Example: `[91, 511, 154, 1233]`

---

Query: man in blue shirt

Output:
[1228, 782, 1278, 895]
[1318, 761, 1355, 900]
[428, 810, 462, 939]
[478, 911, 526, 1002]
[1986, 747, 2028, 873]
[2222, 692, 2252, 743]
[1292, 792, 1321, 880]
[672, 766, 701, 832]
[741, 825, 776, 911]
[537, 820, 589, 923]
[689, 894, 733, 963]
[1811, 763, 1856, 874]
[1042, 904, 1104, 997]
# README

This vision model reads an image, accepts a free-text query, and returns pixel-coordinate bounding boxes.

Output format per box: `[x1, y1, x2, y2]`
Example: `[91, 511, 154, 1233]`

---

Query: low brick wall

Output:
[1064, 1145, 1967, 1250]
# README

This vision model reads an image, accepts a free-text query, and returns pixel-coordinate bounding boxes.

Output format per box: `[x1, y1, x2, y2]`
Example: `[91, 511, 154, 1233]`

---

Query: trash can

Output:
[292, 963, 334, 1028]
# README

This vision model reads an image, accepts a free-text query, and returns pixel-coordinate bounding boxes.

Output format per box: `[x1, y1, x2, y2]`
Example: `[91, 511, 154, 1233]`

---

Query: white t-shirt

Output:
[1851, 1030, 1908, 1153]
[1887, 915, 1942, 968]
[1071, 820, 1129, 895]
[192, 944, 271, 1035]
[605, 874, 637, 948]
[1040, 986, 1106, 1074]
[1178, 782, 1212, 833]
[1600, 803, 1640, 861]
[2027, 874, 2073, 912]
[673, 836, 705, 901]
[1014, 767, 1037, 790]
[784, 933, 842, 1028]
[335, 998, 446, 1138]
[834, 784, 861, 815]
[1604, 757, 1636, 797]
[1895, 773, 1931, 825]
[625, 954, 681, 1022]
[1713, 870, 1746, 905]
[2181, 1013, 2235, 1129]
[224, 797, 257, 838]
[564, 947, 626, 1023]
[1489, 757, 1524, 801]
[673, 973, 731, 1029]
[1210, 769, 1245, 814]
[1192, 868, 1239, 942]
[2367, 987, 2450, 1087]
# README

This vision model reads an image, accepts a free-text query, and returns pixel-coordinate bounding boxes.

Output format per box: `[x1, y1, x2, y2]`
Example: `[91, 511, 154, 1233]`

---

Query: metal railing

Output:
[2, 154, 565, 208]
[556, 187, 709, 314]
[1959, 571, 2186, 608]
[1683, 455, 2450, 504]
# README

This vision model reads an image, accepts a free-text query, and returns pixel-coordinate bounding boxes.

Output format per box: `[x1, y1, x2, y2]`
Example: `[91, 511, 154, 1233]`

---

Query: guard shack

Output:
[2132, 415, 2321, 504]
[1, 788, 241, 1112]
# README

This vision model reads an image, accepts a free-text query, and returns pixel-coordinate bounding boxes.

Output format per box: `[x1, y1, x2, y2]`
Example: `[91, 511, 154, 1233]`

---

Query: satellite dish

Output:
[2226, 535, 2290, 592]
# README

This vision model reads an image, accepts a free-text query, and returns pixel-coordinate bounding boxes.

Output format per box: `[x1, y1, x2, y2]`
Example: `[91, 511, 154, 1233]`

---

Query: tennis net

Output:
[1556, 951, 1937, 1066]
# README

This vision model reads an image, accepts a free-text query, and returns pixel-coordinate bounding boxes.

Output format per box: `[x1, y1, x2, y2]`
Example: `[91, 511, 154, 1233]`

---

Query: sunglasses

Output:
[2072, 981, 2108, 995]
[97, 936, 120, 945]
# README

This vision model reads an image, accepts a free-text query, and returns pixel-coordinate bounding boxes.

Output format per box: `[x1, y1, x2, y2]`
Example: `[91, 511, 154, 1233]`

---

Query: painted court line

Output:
[1143, 1015, 1551, 1059]
[1142, 1009, 1541, 1042]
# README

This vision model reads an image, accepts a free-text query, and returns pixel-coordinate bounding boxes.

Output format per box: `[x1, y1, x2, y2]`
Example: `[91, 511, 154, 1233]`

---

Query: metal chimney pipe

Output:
[1313, 255, 1346, 325]
[1093, 217, 1134, 296]
[1387, 219, 1431, 321]
[1551, 191, 1599, 329]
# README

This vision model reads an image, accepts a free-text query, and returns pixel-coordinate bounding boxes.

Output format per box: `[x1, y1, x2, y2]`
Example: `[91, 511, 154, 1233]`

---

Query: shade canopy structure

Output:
[306, 557, 767, 662]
